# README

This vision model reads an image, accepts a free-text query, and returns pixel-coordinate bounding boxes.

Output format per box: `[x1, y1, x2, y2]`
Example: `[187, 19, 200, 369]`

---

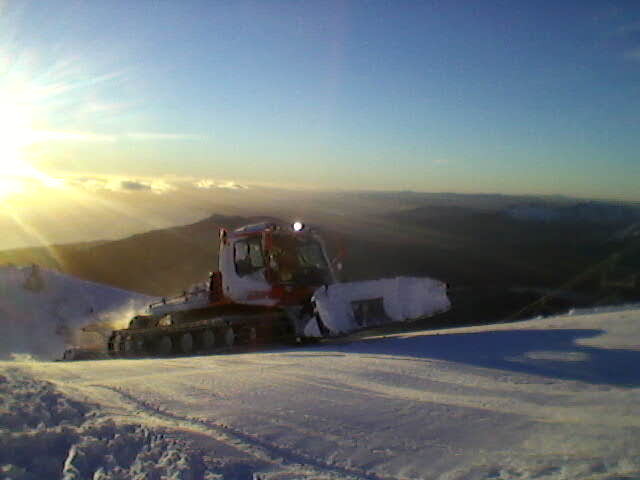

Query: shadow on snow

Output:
[315, 328, 640, 387]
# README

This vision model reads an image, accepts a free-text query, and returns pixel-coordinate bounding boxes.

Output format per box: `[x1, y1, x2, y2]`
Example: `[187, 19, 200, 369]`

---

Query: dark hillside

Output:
[1, 207, 638, 322]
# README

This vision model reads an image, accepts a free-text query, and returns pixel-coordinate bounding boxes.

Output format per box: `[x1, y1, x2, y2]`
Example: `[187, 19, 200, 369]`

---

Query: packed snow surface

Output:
[3, 307, 640, 479]
[0, 265, 150, 360]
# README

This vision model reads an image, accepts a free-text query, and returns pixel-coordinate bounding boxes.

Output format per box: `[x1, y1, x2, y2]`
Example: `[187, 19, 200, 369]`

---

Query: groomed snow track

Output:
[5, 306, 640, 479]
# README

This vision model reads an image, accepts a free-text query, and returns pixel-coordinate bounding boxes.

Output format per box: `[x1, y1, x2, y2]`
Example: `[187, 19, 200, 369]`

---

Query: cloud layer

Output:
[194, 179, 248, 190]
[61, 174, 247, 194]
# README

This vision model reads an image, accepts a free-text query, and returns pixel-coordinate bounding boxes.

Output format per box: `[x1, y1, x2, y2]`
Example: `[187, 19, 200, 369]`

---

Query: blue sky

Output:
[2, 0, 640, 200]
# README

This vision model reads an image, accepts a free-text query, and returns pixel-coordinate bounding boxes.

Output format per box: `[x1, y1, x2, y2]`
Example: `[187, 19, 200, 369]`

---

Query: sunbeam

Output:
[0, 84, 66, 198]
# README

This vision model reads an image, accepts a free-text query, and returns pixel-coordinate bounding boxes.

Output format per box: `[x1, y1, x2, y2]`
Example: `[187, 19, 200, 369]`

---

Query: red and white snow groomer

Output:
[108, 221, 450, 356]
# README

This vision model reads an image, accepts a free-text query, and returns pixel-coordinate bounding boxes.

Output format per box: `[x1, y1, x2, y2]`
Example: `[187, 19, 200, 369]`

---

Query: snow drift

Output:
[0, 265, 150, 360]
[0, 369, 213, 479]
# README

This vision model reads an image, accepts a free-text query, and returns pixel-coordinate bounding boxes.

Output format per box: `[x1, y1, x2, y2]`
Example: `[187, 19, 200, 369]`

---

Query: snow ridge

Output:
[0, 369, 211, 480]
[0, 265, 150, 360]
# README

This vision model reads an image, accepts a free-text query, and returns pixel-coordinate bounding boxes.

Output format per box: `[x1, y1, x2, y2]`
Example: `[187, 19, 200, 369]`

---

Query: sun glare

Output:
[0, 100, 33, 164]
[0, 95, 62, 198]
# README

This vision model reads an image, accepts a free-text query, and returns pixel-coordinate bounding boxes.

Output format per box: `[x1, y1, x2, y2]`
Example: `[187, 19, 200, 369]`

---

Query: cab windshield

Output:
[270, 234, 331, 285]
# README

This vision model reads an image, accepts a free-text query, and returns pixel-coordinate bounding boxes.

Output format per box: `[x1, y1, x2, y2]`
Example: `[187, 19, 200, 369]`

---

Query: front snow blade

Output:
[351, 298, 391, 327]
[307, 276, 451, 337]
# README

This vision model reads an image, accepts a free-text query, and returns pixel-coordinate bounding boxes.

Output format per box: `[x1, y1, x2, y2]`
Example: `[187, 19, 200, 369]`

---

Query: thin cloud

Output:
[65, 175, 175, 194]
[124, 132, 201, 141]
[56, 174, 250, 195]
[218, 181, 247, 190]
[65, 176, 109, 189]
[194, 179, 216, 189]
[31, 130, 201, 143]
[32, 131, 115, 142]
[118, 178, 175, 194]
[120, 180, 152, 191]
[194, 179, 248, 190]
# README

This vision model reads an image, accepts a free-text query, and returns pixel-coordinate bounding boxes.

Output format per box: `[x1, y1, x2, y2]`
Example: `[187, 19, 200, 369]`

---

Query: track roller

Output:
[223, 326, 235, 348]
[200, 329, 216, 350]
[179, 332, 194, 354]
[156, 335, 173, 355]
[124, 336, 136, 356]
[247, 326, 258, 345]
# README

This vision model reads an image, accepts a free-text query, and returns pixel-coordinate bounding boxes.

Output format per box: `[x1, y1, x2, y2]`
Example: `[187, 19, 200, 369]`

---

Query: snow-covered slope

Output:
[0, 265, 150, 360]
[3, 306, 640, 479]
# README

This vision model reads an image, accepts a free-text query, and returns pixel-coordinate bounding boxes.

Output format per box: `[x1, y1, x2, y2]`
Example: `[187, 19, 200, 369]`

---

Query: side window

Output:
[234, 241, 249, 263]
[234, 238, 264, 276]
[248, 240, 265, 268]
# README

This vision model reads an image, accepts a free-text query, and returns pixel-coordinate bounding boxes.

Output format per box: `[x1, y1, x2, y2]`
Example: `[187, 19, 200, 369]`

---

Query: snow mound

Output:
[0, 369, 215, 480]
[0, 265, 150, 360]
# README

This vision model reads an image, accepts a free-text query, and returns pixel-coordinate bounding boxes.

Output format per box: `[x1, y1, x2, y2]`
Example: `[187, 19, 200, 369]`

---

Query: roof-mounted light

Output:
[292, 221, 305, 232]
